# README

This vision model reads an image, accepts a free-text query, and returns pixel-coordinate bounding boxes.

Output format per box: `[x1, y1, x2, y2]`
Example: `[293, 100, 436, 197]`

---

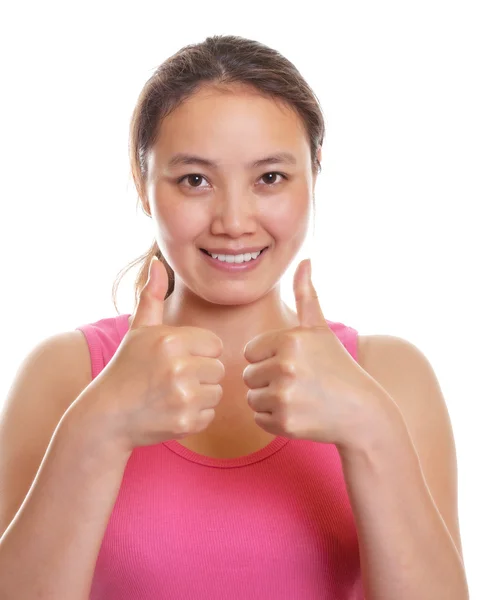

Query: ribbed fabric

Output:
[75, 313, 365, 600]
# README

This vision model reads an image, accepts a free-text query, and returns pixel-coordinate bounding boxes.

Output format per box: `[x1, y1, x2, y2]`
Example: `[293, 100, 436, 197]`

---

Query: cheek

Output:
[263, 196, 311, 241]
[151, 180, 208, 243]
[155, 203, 207, 244]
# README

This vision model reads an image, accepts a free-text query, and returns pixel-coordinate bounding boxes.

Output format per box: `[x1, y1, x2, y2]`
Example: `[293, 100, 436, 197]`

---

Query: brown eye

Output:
[177, 174, 206, 188]
[260, 172, 287, 185]
[176, 171, 288, 190]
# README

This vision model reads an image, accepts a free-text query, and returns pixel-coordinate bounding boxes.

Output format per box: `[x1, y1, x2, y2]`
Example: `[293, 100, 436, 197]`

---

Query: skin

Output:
[134, 83, 322, 446]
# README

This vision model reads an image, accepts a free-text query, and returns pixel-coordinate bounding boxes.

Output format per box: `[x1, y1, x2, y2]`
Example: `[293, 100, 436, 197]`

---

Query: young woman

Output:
[0, 35, 468, 599]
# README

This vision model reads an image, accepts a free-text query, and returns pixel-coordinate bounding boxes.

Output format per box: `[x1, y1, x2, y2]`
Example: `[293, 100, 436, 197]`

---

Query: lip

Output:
[200, 246, 269, 272]
[201, 246, 268, 255]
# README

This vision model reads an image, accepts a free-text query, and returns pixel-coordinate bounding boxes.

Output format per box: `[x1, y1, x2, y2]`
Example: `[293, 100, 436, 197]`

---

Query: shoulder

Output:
[356, 333, 430, 378]
[26, 330, 94, 404]
[356, 334, 435, 399]
[355, 333, 438, 418]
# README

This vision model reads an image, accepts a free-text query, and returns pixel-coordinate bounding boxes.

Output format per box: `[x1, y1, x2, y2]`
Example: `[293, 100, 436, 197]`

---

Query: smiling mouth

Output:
[200, 247, 269, 257]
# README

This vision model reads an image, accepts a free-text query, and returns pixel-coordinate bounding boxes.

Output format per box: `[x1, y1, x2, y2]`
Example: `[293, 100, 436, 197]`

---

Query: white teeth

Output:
[208, 249, 263, 263]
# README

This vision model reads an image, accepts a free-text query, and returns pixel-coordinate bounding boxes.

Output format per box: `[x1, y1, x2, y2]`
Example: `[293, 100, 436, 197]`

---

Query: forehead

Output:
[151, 85, 309, 163]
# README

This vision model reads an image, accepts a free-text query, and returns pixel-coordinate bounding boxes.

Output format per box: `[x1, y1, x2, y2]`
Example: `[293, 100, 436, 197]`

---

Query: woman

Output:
[0, 35, 468, 599]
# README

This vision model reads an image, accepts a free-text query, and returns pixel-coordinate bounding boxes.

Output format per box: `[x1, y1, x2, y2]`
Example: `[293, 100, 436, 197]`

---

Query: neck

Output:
[160, 282, 299, 362]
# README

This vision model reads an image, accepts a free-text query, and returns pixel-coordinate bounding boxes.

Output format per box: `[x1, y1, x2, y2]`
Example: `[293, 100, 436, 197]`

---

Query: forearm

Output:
[337, 401, 469, 600]
[0, 392, 132, 600]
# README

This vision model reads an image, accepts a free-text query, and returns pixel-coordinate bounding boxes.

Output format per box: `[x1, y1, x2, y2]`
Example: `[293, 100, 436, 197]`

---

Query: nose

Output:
[210, 190, 258, 237]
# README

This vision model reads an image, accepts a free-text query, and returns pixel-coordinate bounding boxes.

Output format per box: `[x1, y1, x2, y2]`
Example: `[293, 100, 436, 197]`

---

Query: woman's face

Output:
[144, 85, 319, 307]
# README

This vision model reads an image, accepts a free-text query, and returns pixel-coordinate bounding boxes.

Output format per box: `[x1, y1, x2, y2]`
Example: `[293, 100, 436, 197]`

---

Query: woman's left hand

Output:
[242, 259, 396, 449]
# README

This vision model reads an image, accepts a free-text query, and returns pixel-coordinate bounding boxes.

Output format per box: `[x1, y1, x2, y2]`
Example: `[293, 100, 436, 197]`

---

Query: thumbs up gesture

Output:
[242, 259, 393, 449]
[85, 257, 225, 452]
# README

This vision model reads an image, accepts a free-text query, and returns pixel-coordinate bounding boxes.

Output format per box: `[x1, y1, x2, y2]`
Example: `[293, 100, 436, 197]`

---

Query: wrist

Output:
[336, 391, 406, 462]
[61, 387, 134, 463]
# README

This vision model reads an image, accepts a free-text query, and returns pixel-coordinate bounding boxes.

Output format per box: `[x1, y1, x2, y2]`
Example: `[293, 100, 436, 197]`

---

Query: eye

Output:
[259, 172, 287, 186]
[176, 171, 288, 190]
[176, 174, 209, 189]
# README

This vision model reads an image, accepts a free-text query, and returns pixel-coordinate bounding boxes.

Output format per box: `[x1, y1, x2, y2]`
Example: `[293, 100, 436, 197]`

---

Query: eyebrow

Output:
[167, 151, 298, 170]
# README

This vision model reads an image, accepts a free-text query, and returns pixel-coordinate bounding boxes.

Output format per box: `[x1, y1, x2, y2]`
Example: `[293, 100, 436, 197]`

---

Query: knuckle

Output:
[276, 384, 293, 404]
[160, 333, 181, 355]
[169, 357, 189, 377]
[174, 414, 192, 434]
[175, 383, 194, 404]
[282, 414, 297, 435]
[278, 359, 297, 377]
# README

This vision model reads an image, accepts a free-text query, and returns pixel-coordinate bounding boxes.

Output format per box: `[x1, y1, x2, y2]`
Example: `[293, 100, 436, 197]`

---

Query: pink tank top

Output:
[76, 313, 365, 599]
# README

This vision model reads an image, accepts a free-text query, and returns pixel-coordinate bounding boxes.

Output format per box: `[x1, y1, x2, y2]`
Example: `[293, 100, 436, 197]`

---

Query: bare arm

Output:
[0, 390, 131, 600]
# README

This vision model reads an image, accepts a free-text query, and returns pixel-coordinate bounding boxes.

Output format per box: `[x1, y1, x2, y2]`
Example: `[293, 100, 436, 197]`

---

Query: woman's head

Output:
[113, 34, 325, 313]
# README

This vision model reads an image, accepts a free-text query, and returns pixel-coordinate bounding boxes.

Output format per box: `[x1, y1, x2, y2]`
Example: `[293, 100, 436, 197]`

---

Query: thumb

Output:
[293, 258, 327, 329]
[130, 256, 170, 329]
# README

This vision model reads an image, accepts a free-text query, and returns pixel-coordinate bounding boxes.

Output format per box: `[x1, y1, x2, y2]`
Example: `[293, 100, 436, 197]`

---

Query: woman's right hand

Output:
[84, 257, 225, 452]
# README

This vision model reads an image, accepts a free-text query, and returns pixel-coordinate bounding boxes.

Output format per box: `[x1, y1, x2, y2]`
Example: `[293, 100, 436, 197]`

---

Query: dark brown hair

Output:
[112, 34, 326, 314]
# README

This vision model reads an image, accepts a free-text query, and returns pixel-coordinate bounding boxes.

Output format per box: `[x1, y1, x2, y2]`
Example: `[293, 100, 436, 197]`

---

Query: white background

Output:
[0, 1, 495, 597]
